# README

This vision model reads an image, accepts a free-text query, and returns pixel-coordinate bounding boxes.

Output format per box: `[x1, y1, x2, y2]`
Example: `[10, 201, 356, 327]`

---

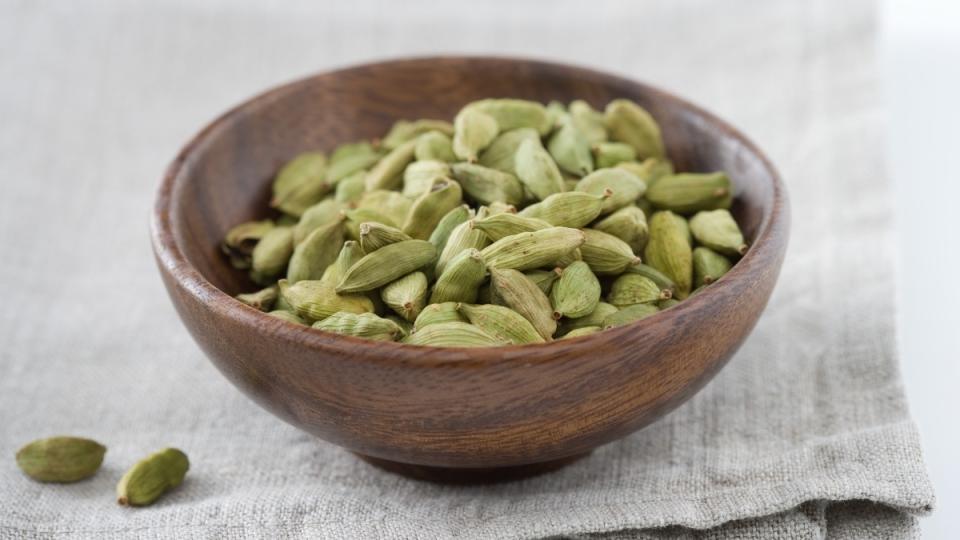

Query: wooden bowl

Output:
[151, 57, 789, 482]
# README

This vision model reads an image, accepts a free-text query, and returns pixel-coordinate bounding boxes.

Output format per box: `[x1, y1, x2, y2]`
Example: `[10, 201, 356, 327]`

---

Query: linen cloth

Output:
[0, 0, 934, 538]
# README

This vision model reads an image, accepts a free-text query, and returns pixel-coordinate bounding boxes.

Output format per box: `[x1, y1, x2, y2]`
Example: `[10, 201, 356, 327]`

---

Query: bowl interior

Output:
[168, 58, 773, 297]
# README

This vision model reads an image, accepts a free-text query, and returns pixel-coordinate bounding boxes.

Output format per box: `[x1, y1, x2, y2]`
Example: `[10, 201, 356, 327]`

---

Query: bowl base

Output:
[355, 452, 591, 484]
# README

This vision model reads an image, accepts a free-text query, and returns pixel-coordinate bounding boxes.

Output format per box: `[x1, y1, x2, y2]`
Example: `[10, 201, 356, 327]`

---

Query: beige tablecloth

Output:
[0, 0, 934, 538]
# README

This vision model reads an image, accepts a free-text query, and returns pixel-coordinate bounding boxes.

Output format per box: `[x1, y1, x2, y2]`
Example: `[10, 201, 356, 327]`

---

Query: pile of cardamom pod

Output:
[222, 98, 747, 346]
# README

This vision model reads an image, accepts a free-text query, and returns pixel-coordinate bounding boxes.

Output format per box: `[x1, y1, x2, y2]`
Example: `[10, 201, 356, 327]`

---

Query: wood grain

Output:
[151, 57, 789, 480]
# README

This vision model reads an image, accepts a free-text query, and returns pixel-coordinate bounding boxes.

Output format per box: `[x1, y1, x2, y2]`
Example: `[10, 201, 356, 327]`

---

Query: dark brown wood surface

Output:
[151, 57, 789, 479]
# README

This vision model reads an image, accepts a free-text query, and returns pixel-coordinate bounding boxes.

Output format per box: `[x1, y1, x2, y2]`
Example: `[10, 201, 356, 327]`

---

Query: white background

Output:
[882, 0, 960, 535]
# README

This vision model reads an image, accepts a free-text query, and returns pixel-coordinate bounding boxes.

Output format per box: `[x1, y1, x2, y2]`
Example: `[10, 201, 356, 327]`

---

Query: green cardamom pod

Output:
[645, 172, 732, 214]
[286, 219, 346, 283]
[592, 141, 637, 169]
[266, 310, 306, 325]
[430, 249, 487, 304]
[643, 158, 675, 186]
[402, 177, 464, 240]
[569, 100, 608, 145]
[517, 191, 607, 228]
[380, 119, 454, 150]
[16, 436, 106, 483]
[489, 268, 557, 340]
[558, 302, 619, 334]
[602, 303, 659, 329]
[251, 226, 294, 282]
[485, 201, 517, 215]
[457, 303, 545, 345]
[470, 213, 551, 241]
[365, 139, 417, 191]
[689, 209, 748, 256]
[545, 100, 567, 130]
[336, 240, 436, 293]
[414, 130, 458, 163]
[547, 116, 594, 176]
[274, 214, 295, 227]
[644, 211, 693, 298]
[270, 152, 330, 217]
[452, 108, 499, 162]
[326, 141, 383, 184]
[481, 227, 585, 271]
[359, 222, 412, 253]
[319, 241, 365, 287]
[116, 448, 189, 507]
[604, 99, 665, 160]
[357, 189, 413, 228]
[343, 208, 398, 241]
[693, 246, 733, 287]
[624, 262, 676, 296]
[607, 274, 666, 306]
[334, 169, 367, 204]
[278, 279, 374, 323]
[223, 220, 274, 254]
[428, 204, 472, 254]
[450, 162, 525, 206]
[293, 199, 347, 244]
[525, 268, 562, 296]
[402, 322, 500, 347]
[592, 205, 649, 252]
[560, 326, 602, 339]
[274, 291, 294, 311]
[575, 168, 647, 214]
[402, 160, 452, 198]
[413, 302, 465, 332]
[436, 217, 491, 275]
[224, 252, 252, 272]
[635, 197, 654, 219]
[658, 298, 681, 310]
[614, 161, 649, 181]
[579, 228, 641, 275]
[381, 271, 428, 322]
[523, 180, 543, 201]
[550, 261, 601, 318]
[385, 315, 413, 338]
[617, 157, 674, 188]
[465, 99, 552, 135]
[236, 285, 278, 312]
[478, 127, 540, 175]
[312, 312, 403, 341]
[514, 138, 566, 201]
[222, 220, 274, 269]
[554, 247, 582, 269]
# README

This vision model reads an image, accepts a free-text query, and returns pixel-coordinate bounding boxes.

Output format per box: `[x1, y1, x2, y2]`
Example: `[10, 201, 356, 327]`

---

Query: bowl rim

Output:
[151, 55, 788, 364]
